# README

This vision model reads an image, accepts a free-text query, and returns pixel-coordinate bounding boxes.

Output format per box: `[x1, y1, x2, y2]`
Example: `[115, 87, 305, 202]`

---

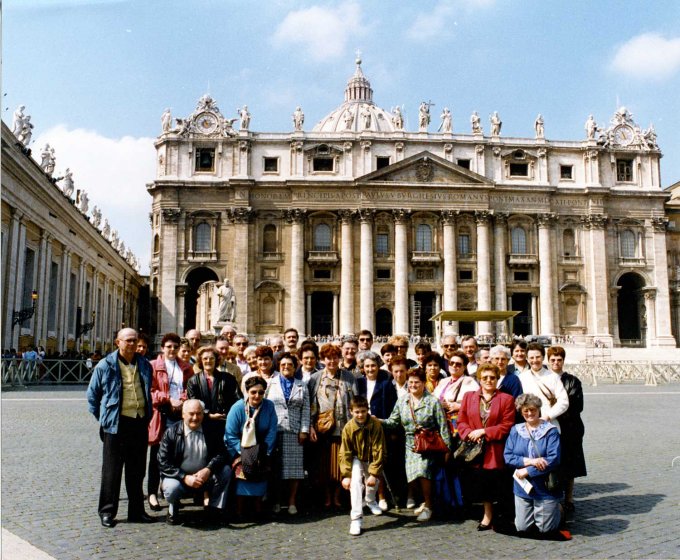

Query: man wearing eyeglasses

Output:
[215, 334, 243, 389]
[87, 328, 155, 528]
[357, 330, 374, 352]
[184, 329, 202, 364]
[233, 334, 251, 377]
[439, 334, 458, 373]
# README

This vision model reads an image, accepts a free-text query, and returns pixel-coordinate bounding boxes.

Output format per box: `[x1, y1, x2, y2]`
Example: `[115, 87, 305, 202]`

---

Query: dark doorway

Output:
[617, 272, 645, 345]
[413, 292, 435, 337]
[511, 293, 532, 336]
[459, 321, 475, 336]
[375, 308, 392, 336]
[184, 267, 219, 331]
[310, 292, 333, 336]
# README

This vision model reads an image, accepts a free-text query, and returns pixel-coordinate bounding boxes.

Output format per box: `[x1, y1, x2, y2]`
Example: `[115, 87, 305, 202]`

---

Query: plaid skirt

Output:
[276, 431, 305, 480]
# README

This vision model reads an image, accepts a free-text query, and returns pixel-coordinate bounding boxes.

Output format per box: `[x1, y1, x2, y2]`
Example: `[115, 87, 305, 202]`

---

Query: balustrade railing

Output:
[1, 358, 93, 387]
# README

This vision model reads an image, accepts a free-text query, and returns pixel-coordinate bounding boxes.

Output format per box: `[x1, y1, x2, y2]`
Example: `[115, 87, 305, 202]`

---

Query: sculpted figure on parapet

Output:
[293, 106, 304, 131]
[471, 111, 482, 134]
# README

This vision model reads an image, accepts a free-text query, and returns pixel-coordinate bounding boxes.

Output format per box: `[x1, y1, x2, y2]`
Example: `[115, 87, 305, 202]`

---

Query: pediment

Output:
[359, 151, 492, 186]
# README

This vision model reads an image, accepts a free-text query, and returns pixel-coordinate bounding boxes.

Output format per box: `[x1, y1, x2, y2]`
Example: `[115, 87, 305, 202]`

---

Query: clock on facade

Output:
[613, 125, 634, 146]
[196, 112, 219, 134]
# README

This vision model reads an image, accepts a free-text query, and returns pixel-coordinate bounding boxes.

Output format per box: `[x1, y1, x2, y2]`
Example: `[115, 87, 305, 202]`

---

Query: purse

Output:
[236, 403, 269, 481]
[314, 377, 338, 434]
[410, 398, 449, 454]
[453, 438, 485, 463]
[527, 426, 561, 492]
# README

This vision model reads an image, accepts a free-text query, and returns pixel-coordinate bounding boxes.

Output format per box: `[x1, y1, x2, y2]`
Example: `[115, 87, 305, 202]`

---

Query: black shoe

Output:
[148, 495, 162, 511]
[167, 512, 180, 525]
[100, 513, 116, 528]
[128, 512, 155, 523]
[477, 522, 492, 531]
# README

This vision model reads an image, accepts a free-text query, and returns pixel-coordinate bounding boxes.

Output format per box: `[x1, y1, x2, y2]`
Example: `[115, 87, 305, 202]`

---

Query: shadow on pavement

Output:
[575, 482, 631, 497]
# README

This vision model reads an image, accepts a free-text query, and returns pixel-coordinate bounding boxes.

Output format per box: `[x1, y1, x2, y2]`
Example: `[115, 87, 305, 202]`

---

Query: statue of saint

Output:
[61, 168, 75, 197]
[216, 279, 236, 322]
[238, 105, 251, 130]
[361, 106, 372, 129]
[40, 144, 56, 175]
[471, 111, 482, 134]
[161, 108, 172, 133]
[391, 106, 404, 130]
[77, 190, 89, 214]
[292, 106, 304, 131]
[343, 108, 354, 130]
[535, 114, 544, 138]
[585, 115, 597, 140]
[418, 101, 431, 132]
[439, 107, 452, 133]
[490, 111, 502, 136]
[12, 105, 25, 137]
[102, 219, 111, 239]
[18, 116, 34, 146]
[91, 205, 102, 229]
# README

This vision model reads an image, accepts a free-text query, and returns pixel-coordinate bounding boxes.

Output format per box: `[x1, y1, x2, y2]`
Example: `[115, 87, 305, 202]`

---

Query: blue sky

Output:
[4, 0, 680, 273]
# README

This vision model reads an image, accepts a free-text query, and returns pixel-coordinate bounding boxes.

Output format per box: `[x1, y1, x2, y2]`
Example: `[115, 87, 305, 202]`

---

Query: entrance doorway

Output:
[413, 292, 435, 337]
[375, 308, 392, 336]
[617, 272, 645, 345]
[310, 292, 333, 336]
[511, 293, 532, 336]
[184, 267, 219, 331]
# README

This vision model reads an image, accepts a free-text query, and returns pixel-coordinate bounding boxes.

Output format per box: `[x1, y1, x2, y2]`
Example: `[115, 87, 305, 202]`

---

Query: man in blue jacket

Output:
[87, 327, 155, 527]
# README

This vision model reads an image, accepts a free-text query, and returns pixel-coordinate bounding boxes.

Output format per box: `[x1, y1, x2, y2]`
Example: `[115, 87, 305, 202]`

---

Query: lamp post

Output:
[12, 290, 39, 346]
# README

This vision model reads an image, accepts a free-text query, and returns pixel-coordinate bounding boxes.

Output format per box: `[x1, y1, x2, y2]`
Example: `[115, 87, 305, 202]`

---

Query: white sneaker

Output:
[416, 507, 432, 522]
[406, 498, 416, 509]
[366, 501, 383, 516]
[349, 519, 362, 536]
[288, 505, 297, 515]
[378, 499, 389, 512]
[414, 502, 426, 515]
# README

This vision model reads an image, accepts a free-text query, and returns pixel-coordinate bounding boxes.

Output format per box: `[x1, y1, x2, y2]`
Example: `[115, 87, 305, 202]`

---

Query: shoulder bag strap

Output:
[409, 397, 421, 429]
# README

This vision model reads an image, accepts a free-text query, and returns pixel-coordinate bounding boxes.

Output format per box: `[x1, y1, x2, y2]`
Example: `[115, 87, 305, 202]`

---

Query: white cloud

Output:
[406, 0, 493, 42]
[611, 33, 680, 80]
[33, 126, 156, 274]
[272, 1, 365, 60]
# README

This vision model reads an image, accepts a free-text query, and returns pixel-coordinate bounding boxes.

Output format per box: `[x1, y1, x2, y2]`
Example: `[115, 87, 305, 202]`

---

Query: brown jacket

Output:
[338, 415, 386, 478]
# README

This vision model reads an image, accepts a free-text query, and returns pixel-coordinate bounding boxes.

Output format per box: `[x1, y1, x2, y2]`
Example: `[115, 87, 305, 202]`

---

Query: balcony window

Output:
[511, 227, 527, 254]
[415, 224, 432, 252]
[194, 223, 211, 252]
[313, 223, 332, 251]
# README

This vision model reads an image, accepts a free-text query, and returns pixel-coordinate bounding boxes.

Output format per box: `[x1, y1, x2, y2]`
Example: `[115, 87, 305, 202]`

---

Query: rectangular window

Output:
[263, 157, 279, 173]
[21, 248, 36, 309]
[68, 272, 77, 334]
[313, 269, 331, 280]
[313, 157, 334, 172]
[514, 271, 530, 282]
[616, 159, 633, 182]
[47, 261, 59, 332]
[376, 233, 389, 257]
[458, 234, 471, 256]
[376, 268, 391, 280]
[459, 270, 473, 281]
[376, 156, 390, 170]
[560, 165, 573, 179]
[509, 163, 529, 177]
[416, 269, 434, 280]
[457, 159, 471, 169]
[195, 148, 215, 172]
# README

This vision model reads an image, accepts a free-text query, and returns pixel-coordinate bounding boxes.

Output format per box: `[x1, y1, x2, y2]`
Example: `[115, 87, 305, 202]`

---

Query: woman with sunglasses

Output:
[457, 363, 515, 531]
[147, 332, 194, 511]
[433, 350, 479, 440]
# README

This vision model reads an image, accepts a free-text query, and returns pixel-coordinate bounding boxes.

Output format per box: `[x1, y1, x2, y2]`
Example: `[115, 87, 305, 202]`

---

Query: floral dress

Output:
[383, 392, 453, 482]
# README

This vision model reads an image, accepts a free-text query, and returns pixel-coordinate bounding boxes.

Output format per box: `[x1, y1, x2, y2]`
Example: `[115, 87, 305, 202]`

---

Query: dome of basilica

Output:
[312, 58, 396, 134]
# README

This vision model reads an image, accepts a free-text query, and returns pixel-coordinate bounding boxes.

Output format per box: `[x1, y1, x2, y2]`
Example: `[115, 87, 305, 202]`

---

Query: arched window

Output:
[415, 224, 432, 252]
[511, 227, 527, 254]
[263, 224, 277, 253]
[194, 222, 211, 252]
[621, 230, 636, 258]
[563, 229, 576, 256]
[314, 223, 332, 251]
[458, 227, 471, 256]
[153, 234, 160, 254]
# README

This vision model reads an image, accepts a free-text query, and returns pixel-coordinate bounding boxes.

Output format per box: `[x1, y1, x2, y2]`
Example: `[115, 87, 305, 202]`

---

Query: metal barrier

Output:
[569, 361, 680, 386]
[1, 358, 93, 387]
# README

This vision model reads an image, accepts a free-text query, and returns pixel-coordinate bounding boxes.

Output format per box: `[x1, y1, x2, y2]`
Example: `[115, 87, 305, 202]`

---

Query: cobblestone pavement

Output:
[2, 384, 679, 559]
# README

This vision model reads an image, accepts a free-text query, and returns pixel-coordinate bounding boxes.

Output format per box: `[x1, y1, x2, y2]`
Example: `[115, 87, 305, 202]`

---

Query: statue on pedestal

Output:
[418, 101, 432, 132]
[91, 205, 102, 229]
[102, 218, 111, 239]
[585, 114, 597, 140]
[471, 111, 482, 134]
[12, 105, 26, 137]
[391, 106, 404, 130]
[40, 144, 56, 175]
[61, 168, 75, 197]
[490, 112, 502, 136]
[161, 108, 172, 133]
[215, 278, 236, 323]
[535, 114, 544, 138]
[237, 105, 251, 130]
[77, 189, 89, 213]
[292, 106, 304, 131]
[18, 116, 34, 146]
[439, 107, 452, 133]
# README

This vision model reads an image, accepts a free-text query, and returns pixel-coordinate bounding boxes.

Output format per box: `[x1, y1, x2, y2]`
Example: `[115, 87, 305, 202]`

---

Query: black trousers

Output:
[99, 416, 148, 518]
[147, 444, 161, 497]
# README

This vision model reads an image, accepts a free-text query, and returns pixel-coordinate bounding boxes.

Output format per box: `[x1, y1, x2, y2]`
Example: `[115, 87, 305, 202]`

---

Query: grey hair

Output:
[515, 393, 542, 412]
[357, 350, 382, 367]
[489, 345, 510, 359]
[183, 398, 206, 413]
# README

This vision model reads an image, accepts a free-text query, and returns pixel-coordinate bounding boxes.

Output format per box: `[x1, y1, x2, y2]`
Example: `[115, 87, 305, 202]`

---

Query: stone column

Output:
[3, 209, 23, 349]
[531, 295, 539, 334]
[40, 235, 53, 341]
[228, 207, 256, 333]
[359, 209, 375, 332]
[306, 294, 312, 336]
[32, 231, 49, 347]
[160, 208, 181, 334]
[339, 210, 355, 335]
[475, 211, 492, 334]
[58, 249, 71, 351]
[643, 289, 657, 347]
[175, 284, 187, 335]
[285, 209, 307, 335]
[537, 213, 557, 335]
[582, 214, 612, 343]
[12, 219, 28, 349]
[649, 218, 677, 346]
[332, 293, 339, 336]
[441, 210, 458, 334]
[393, 210, 410, 335]
[494, 213, 508, 335]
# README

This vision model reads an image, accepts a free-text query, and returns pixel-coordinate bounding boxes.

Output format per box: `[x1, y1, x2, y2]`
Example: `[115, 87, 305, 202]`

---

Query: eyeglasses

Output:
[359, 337, 372, 342]
[164, 344, 179, 349]
[249, 390, 266, 396]
[235, 342, 248, 346]
[449, 362, 465, 367]
[280, 362, 294, 368]
[121, 339, 138, 344]
[480, 375, 497, 381]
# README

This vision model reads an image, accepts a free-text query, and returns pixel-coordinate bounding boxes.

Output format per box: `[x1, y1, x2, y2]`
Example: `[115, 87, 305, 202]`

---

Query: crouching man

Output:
[158, 399, 231, 524]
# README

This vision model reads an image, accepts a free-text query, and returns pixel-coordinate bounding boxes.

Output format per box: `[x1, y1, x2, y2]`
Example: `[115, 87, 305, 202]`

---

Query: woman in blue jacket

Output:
[504, 393, 570, 539]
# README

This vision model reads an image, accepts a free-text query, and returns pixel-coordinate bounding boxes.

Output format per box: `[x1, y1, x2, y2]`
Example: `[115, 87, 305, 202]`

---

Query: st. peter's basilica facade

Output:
[148, 59, 675, 348]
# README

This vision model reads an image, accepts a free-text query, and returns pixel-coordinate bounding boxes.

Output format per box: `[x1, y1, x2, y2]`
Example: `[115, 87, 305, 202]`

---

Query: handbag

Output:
[236, 403, 270, 481]
[527, 426, 560, 492]
[314, 377, 338, 434]
[410, 398, 449, 454]
[453, 438, 485, 463]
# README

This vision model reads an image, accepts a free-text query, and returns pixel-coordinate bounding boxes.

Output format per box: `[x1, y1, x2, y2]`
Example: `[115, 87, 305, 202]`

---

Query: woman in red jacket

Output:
[457, 363, 515, 531]
[147, 332, 195, 511]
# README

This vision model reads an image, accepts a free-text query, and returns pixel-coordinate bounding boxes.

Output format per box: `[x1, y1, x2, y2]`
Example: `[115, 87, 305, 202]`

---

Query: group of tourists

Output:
[87, 326, 585, 541]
